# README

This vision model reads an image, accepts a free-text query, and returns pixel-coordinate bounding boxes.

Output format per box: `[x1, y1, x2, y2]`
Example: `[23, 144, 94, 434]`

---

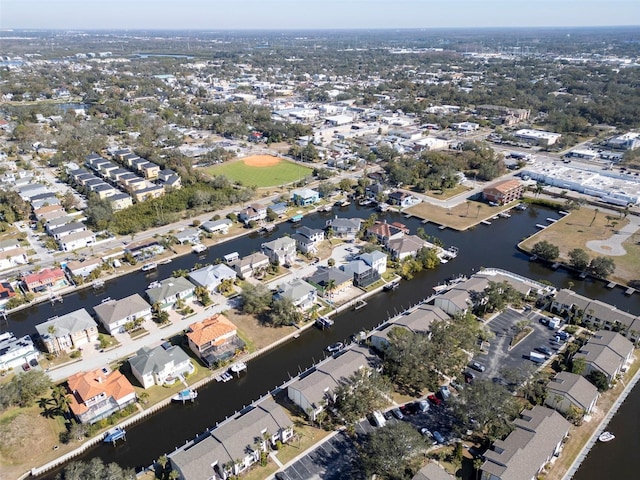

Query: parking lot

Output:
[468, 307, 564, 384]
[276, 401, 457, 480]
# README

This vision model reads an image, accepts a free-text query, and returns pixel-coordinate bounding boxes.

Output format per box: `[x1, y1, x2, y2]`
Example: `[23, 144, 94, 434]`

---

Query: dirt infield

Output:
[242, 155, 281, 167]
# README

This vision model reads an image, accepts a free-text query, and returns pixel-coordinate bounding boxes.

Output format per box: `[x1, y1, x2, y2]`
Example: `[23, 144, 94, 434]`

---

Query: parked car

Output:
[464, 371, 475, 384]
[22, 363, 30, 372]
[417, 400, 430, 413]
[427, 394, 442, 406]
[420, 427, 433, 438]
[400, 404, 414, 416]
[439, 385, 451, 400]
[326, 342, 344, 353]
[371, 410, 386, 427]
[29, 358, 39, 368]
[536, 345, 553, 357]
[391, 407, 404, 420]
[470, 361, 485, 372]
[432, 431, 445, 444]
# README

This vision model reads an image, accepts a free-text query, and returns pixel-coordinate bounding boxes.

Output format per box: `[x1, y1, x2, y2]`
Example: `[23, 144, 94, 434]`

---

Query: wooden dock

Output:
[625, 287, 635, 296]
[607, 282, 617, 289]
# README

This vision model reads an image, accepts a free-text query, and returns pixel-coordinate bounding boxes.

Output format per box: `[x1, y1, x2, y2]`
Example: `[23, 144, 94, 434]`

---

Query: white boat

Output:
[192, 243, 207, 254]
[92, 280, 105, 289]
[229, 362, 247, 374]
[216, 372, 233, 382]
[148, 281, 161, 289]
[141, 262, 157, 272]
[172, 389, 198, 403]
[598, 431, 615, 442]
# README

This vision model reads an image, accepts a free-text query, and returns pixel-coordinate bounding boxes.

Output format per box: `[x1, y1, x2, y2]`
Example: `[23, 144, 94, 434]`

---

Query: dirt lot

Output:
[519, 208, 640, 285]
[405, 200, 512, 230]
[225, 309, 298, 351]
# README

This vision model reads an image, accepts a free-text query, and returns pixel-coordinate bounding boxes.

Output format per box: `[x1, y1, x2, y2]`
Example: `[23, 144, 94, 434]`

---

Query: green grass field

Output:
[203, 159, 313, 188]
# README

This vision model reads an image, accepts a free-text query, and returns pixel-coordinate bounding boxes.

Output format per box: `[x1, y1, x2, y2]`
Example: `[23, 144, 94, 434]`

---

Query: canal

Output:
[6, 203, 639, 478]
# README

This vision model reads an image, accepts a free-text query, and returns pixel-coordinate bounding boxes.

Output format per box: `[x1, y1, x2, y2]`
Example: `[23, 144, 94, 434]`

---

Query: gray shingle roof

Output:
[93, 294, 151, 325]
[129, 344, 190, 376]
[546, 371, 599, 412]
[35, 308, 97, 339]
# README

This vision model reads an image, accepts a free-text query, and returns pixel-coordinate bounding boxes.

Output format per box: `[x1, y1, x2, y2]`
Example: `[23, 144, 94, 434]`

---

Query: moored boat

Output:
[104, 427, 126, 444]
[192, 243, 207, 254]
[141, 262, 157, 272]
[598, 431, 615, 442]
[172, 388, 198, 403]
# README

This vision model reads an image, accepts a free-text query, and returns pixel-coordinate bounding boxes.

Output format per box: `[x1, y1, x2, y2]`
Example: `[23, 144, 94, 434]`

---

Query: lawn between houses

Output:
[202, 157, 313, 188]
[519, 207, 640, 286]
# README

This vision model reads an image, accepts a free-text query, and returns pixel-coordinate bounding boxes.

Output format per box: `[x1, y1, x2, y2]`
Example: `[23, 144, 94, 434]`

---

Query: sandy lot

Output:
[242, 155, 281, 167]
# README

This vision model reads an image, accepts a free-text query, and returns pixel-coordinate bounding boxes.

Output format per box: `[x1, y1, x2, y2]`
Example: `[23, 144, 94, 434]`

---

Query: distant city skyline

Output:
[2, 0, 639, 30]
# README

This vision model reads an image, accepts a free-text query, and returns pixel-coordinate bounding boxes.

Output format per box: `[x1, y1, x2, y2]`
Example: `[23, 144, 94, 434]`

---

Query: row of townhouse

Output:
[67, 167, 133, 210]
[551, 288, 640, 343]
[85, 154, 165, 202]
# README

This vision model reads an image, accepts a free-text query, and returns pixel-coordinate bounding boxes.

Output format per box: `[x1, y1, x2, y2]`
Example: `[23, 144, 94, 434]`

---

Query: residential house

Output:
[287, 346, 378, 421]
[129, 344, 194, 389]
[109, 192, 133, 211]
[174, 228, 201, 245]
[0, 247, 28, 270]
[132, 184, 165, 202]
[65, 258, 103, 278]
[201, 218, 232, 235]
[434, 286, 473, 316]
[291, 188, 320, 206]
[307, 267, 353, 297]
[482, 179, 524, 205]
[0, 333, 39, 371]
[93, 294, 152, 334]
[545, 371, 599, 416]
[186, 314, 244, 366]
[66, 367, 137, 424]
[274, 278, 317, 311]
[366, 220, 409, 246]
[261, 236, 297, 266]
[387, 234, 429, 261]
[188, 264, 237, 293]
[125, 239, 164, 258]
[370, 305, 449, 352]
[481, 406, 570, 480]
[574, 330, 634, 385]
[145, 276, 196, 310]
[35, 308, 99, 354]
[387, 190, 420, 208]
[49, 221, 86, 240]
[169, 397, 293, 479]
[359, 250, 388, 275]
[325, 216, 362, 239]
[0, 281, 17, 306]
[30, 193, 60, 210]
[238, 203, 267, 225]
[58, 230, 96, 252]
[340, 259, 379, 287]
[158, 169, 182, 189]
[412, 463, 456, 480]
[269, 202, 288, 217]
[292, 226, 324, 254]
[228, 252, 270, 280]
[22, 267, 67, 293]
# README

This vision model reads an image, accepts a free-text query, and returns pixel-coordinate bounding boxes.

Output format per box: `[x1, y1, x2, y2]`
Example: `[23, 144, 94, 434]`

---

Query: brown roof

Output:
[487, 179, 522, 194]
[187, 313, 237, 348]
[67, 369, 135, 415]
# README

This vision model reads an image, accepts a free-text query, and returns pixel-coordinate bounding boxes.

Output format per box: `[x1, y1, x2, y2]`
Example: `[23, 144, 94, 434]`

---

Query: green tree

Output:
[571, 356, 586, 375]
[568, 248, 590, 271]
[586, 370, 610, 392]
[267, 297, 303, 327]
[383, 328, 436, 394]
[359, 422, 426, 480]
[239, 283, 272, 314]
[531, 240, 560, 261]
[588, 256, 615, 278]
[333, 368, 391, 425]
[57, 457, 136, 480]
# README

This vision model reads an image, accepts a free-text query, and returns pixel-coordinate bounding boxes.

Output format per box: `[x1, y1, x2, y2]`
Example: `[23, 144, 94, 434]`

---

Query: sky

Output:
[2, 0, 639, 30]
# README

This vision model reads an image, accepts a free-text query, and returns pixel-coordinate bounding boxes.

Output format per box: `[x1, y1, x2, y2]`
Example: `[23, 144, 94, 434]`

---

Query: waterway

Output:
[7, 203, 638, 478]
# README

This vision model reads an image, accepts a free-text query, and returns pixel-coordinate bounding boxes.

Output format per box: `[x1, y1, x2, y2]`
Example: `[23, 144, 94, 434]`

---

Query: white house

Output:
[274, 278, 318, 311]
[129, 344, 194, 389]
[261, 236, 297, 266]
[93, 294, 152, 334]
[188, 263, 237, 293]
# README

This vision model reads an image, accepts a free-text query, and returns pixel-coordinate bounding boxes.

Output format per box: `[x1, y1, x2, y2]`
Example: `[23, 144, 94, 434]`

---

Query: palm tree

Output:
[474, 457, 484, 480]
[157, 454, 169, 472]
[476, 204, 481, 218]
[325, 279, 337, 298]
[590, 208, 599, 227]
[466, 200, 471, 217]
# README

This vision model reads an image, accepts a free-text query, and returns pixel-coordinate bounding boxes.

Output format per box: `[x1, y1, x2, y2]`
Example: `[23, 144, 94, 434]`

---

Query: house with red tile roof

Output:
[66, 367, 137, 424]
[482, 179, 524, 205]
[22, 268, 67, 293]
[186, 314, 245, 367]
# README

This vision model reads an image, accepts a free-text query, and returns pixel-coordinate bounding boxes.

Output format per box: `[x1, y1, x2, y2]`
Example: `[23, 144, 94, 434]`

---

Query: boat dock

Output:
[216, 372, 233, 382]
[353, 299, 367, 310]
[625, 287, 635, 296]
[172, 389, 198, 403]
[315, 316, 334, 329]
[104, 427, 126, 445]
[481, 220, 492, 225]
[607, 282, 617, 289]
[92, 280, 105, 290]
[229, 362, 247, 376]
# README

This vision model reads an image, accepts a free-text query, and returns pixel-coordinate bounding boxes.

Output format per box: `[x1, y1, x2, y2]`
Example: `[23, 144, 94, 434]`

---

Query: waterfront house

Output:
[186, 314, 244, 366]
[482, 179, 524, 205]
[22, 267, 67, 293]
[545, 371, 599, 416]
[434, 286, 473, 316]
[291, 188, 320, 206]
[238, 203, 267, 225]
[287, 346, 378, 421]
[261, 236, 297, 266]
[93, 293, 152, 335]
[340, 259, 379, 287]
[359, 250, 387, 275]
[201, 218, 232, 234]
[387, 191, 420, 208]
[188, 264, 237, 293]
[169, 397, 293, 479]
[274, 278, 318, 311]
[366, 220, 409, 246]
[269, 201, 288, 217]
[325, 216, 362, 239]
[129, 344, 194, 389]
[370, 305, 449, 352]
[306, 267, 353, 298]
[228, 252, 270, 280]
[292, 226, 324, 254]
[35, 308, 98, 354]
[387, 234, 429, 261]
[173, 228, 201, 245]
[574, 330, 634, 385]
[145, 276, 196, 310]
[0, 281, 17, 306]
[66, 367, 137, 424]
[480, 406, 570, 480]
[0, 333, 39, 371]
[124, 239, 164, 258]
[65, 258, 103, 278]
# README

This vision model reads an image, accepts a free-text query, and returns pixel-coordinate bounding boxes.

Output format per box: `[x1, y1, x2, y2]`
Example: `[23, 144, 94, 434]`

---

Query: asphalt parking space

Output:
[469, 308, 558, 383]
